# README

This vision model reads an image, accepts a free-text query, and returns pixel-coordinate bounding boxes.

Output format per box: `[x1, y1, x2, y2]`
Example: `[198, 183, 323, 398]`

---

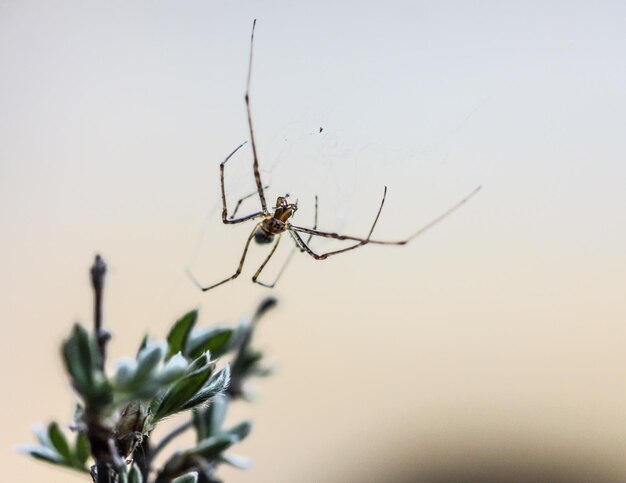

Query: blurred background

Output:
[2, 1, 625, 481]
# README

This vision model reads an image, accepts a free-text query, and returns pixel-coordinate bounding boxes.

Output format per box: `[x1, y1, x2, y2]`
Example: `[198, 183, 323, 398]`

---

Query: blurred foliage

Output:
[20, 257, 276, 483]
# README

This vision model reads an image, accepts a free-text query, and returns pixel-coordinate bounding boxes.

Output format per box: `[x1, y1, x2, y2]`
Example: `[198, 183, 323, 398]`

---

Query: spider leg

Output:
[289, 188, 386, 259]
[289, 186, 387, 260]
[187, 223, 261, 291]
[290, 186, 482, 257]
[220, 142, 266, 223]
[245, 19, 268, 212]
[303, 186, 386, 257]
[252, 234, 282, 288]
[230, 184, 270, 219]
[290, 229, 325, 259]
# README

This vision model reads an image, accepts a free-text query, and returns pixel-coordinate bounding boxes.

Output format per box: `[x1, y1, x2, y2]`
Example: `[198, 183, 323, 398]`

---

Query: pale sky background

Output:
[2, 1, 626, 482]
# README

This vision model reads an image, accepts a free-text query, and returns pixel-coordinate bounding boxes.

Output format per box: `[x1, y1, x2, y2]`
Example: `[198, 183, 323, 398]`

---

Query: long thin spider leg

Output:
[290, 229, 325, 260]
[252, 234, 282, 288]
[401, 185, 482, 241]
[307, 195, 319, 243]
[187, 223, 261, 291]
[260, 195, 319, 287]
[220, 142, 266, 223]
[288, 227, 306, 252]
[291, 185, 482, 246]
[305, 186, 387, 258]
[245, 19, 268, 212]
[289, 188, 387, 260]
[230, 184, 270, 219]
[362, 185, 386, 239]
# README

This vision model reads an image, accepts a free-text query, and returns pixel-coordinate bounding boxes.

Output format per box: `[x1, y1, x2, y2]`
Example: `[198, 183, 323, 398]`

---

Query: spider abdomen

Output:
[254, 226, 275, 245]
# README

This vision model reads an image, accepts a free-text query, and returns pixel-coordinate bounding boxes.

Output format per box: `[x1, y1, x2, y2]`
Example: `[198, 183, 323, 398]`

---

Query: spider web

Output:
[185, 119, 381, 284]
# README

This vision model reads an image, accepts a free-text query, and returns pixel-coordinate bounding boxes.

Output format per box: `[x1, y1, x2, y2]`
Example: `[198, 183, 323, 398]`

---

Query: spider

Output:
[188, 20, 481, 291]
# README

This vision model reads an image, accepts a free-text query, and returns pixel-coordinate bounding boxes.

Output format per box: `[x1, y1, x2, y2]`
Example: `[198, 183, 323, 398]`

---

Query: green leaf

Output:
[185, 353, 210, 374]
[191, 434, 238, 459]
[179, 366, 230, 412]
[134, 345, 164, 382]
[185, 327, 233, 359]
[248, 365, 274, 378]
[234, 349, 263, 375]
[33, 424, 51, 447]
[225, 421, 252, 442]
[128, 463, 143, 483]
[172, 473, 198, 483]
[47, 422, 72, 462]
[154, 361, 213, 420]
[20, 445, 65, 465]
[113, 345, 170, 402]
[205, 394, 228, 437]
[75, 432, 90, 466]
[192, 409, 206, 442]
[114, 358, 138, 389]
[62, 324, 94, 393]
[155, 353, 189, 384]
[136, 334, 149, 357]
[62, 324, 112, 407]
[228, 322, 252, 353]
[167, 310, 198, 359]
[220, 453, 251, 470]
[118, 467, 129, 483]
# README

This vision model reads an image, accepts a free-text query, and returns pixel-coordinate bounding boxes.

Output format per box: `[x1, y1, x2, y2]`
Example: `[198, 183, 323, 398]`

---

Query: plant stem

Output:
[90, 254, 110, 372]
[88, 255, 119, 483]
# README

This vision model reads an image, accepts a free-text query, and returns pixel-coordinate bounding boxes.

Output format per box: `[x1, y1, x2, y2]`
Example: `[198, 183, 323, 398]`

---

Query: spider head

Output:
[273, 196, 298, 222]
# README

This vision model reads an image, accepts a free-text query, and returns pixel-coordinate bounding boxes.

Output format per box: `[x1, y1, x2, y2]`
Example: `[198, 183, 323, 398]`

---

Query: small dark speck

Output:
[319, 127, 323, 133]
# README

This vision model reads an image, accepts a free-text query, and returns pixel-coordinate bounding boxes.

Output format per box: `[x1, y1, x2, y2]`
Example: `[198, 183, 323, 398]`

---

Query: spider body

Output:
[264, 197, 297, 231]
[187, 20, 481, 292]
[254, 197, 297, 243]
